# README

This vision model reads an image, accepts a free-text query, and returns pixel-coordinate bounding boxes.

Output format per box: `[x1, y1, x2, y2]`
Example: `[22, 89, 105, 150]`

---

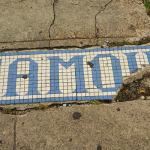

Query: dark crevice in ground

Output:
[108, 36, 150, 47]
[0, 45, 100, 53]
[0, 36, 150, 52]
[1, 35, 150, 52]
[0, 100, 112, 115]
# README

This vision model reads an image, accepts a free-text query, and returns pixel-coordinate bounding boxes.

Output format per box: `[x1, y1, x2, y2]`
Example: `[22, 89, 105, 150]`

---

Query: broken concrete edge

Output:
[106, 36, 150, 47]
[0, 97, 149, 115]
[1, 42, 148, 54]
[0, 100, 112, 115]
[0, 45, 101, 53]
[114, 65, 150, 102]
[0, 36, 150, 51]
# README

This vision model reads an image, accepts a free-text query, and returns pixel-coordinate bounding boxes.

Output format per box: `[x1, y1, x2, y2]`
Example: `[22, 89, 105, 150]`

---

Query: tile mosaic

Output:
[0, 46, 150, 104]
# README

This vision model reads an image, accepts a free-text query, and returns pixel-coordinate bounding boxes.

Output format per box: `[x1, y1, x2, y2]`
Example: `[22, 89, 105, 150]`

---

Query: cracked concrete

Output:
[0, 1, 150, 149]
[96, 0, 150, 39]
[49, 0, 56, 46]
[0, 0, 149, 50]
[50, 0, 150, 47]
[0, 0, 54, 49]
[50, 0, 100, 39]
[95, 0, 113, 38]
[0, 100, 150, 150]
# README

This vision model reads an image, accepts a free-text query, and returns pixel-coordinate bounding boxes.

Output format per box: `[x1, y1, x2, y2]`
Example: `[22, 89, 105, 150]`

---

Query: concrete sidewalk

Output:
[0, 0, 150, 50]
[0, 0, 150, 150]
[0, 100, 150, 150]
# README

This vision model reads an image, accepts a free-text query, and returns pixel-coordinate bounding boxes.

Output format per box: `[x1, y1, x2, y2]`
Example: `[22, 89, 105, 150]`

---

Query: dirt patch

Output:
[114, 65, 150, 102]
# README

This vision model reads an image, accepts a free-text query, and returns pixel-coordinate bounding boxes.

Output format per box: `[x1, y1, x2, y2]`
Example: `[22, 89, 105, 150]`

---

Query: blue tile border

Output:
[0, 45, 150, 105]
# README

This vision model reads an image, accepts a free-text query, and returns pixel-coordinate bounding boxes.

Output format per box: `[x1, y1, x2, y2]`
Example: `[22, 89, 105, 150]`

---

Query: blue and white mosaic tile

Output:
[0, 46, 150, 104]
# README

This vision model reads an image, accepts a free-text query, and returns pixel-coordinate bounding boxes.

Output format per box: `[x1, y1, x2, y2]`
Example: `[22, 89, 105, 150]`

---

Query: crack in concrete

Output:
[49, 0, 57, 47]
[0, 36, 136, 44]
[95, 0, 113, 45]
[0, 36, 150, 51]
[0, 100, 112, 115]
[13, 116, 17, 150]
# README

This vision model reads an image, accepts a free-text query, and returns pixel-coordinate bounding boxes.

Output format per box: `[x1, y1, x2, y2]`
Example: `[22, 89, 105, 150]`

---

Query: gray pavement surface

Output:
[0, 114, 15, 150]
[0, 100, 150, 150]
[0, 0, 150, 49]
[0, 0, 150, 150]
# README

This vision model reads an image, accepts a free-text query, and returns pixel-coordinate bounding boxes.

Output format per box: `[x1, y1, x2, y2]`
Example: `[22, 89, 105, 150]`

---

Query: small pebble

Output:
[87, 61, 94, 68]
[72, 112, 81, 120]
[63, 104, 67, 107]
[68, 138, 72, 142]
[0, 140, 2, 144]
[22, 74, 28, 79]
[140, 95, 145, 100]
[116, 107, 120, 111]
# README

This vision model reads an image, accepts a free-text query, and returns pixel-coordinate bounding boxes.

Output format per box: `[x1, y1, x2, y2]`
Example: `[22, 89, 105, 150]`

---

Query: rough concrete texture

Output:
[0, 100, 149, 150]
[50, 0, 150, 39]
[0, 114, 15, 150]
[0, 0, 53, 49]
[43, 0, 150, 47]
[50, 0, 100, 39]
[0, 0, 150, 49]
[0, 1, 150, 149]
[96, 0, 150, 38]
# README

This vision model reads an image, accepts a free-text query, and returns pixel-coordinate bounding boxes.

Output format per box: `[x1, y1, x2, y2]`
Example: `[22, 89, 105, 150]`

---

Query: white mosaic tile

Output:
[0, 46, 150, 104]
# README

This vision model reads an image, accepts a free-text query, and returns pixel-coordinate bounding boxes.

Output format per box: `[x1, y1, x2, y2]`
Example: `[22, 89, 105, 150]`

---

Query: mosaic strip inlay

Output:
[0, 46, 150, 104]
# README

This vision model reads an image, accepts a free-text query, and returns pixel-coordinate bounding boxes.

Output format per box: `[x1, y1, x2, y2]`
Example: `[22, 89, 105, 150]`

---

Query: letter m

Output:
[49, 55, 86, 94]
